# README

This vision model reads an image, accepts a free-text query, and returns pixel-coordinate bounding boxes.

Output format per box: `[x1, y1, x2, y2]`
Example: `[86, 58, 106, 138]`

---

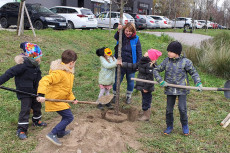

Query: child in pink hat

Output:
[117, 48, 162, 121]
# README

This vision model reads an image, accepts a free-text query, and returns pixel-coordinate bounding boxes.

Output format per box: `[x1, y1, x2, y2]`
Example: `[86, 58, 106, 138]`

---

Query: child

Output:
[118, 49, 162, 121]
[96, 47, 117, 110]
[36, 50, 78, 146]
[153, 41, 202, 135]
[0, 42, 47, 140]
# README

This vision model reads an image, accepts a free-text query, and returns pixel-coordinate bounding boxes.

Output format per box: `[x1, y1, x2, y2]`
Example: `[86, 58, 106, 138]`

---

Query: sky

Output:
[218, 0, 224, 7]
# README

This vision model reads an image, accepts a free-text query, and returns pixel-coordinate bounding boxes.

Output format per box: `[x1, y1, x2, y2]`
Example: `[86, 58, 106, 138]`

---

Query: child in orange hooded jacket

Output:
[37, 50, 78, 146]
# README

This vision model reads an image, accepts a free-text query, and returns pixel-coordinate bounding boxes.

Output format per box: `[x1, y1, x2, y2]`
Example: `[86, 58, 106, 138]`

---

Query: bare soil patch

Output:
[33, 108, 143, 153]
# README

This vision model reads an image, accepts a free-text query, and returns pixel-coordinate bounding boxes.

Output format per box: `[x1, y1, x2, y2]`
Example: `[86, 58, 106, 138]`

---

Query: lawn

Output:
[0, 28, 229, 152]
[144, 28, 230, 37]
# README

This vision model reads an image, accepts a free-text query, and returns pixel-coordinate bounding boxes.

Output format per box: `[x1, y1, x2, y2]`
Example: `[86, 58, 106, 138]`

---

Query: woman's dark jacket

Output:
[0, 55, 41, 99]
[114, 31, 142, 73]
[122, 56, 155, 92]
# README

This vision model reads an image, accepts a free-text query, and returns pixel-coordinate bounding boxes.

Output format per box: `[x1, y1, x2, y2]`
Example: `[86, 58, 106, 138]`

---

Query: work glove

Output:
[196, 82, 203, 92]
[160, 81, 168, 87]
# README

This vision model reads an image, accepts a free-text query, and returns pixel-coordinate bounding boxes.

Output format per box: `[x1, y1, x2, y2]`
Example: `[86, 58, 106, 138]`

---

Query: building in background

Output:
[22, 0, 153, 15]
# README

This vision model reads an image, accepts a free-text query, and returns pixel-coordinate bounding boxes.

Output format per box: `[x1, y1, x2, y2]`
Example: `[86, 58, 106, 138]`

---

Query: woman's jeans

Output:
[113, 69, 135, 97]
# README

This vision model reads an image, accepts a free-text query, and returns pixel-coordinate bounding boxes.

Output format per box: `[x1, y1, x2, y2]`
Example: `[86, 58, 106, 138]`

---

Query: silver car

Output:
[142, 15, 157, 29]
[96, 12, 135, 29]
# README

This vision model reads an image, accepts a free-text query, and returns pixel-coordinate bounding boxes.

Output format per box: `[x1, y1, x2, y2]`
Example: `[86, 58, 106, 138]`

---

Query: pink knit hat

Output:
[148, 49, 162, 61]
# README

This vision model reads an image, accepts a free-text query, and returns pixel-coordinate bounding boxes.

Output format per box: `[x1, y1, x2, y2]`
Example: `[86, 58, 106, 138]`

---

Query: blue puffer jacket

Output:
[114, 31, 142, 73]
[153, 56, 201, 95]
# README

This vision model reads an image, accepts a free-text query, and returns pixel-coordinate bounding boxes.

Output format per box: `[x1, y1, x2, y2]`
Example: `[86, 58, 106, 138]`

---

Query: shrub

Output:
[186, 32, 230, 78]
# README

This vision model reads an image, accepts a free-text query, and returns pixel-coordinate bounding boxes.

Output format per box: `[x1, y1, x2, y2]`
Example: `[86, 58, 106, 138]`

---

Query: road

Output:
[141, 31, 213, 48]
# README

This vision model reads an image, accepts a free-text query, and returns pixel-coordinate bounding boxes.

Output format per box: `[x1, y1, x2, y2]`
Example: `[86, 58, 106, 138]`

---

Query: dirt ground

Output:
[33, 109, 144, 153]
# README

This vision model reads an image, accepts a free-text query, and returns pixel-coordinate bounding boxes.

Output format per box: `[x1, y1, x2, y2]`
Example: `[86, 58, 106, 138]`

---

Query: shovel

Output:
[0, 86, 112, 105]
[131, 78, 230, 99]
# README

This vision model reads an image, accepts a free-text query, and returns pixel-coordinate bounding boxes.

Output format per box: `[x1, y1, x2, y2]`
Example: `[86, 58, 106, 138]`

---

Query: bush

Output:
[186, 32, 230, 78]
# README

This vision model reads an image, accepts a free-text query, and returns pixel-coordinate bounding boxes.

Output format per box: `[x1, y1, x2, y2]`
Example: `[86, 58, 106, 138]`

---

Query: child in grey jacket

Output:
[153, 41, 202, 136]
[96, 47, 117, 109]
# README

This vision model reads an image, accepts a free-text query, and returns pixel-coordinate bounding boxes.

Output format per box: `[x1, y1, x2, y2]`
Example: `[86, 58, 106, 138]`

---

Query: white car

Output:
[171, 17, 192, 28]
[197, 20, 212, 29]
[142, 15, 157, 29]
[148, 15, 171, 28]
[49, 6, 97, 29]
[96, 12, 135, 29]
[194, 20, 202, 29]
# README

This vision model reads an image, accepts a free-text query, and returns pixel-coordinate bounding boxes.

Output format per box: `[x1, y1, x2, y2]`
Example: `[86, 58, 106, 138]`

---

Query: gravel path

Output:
[141, 31, 213, 48]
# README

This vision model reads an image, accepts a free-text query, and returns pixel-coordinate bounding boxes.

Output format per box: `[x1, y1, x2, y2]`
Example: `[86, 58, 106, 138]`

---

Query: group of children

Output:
[95, 23, 202, 136]
[0, 22, 203, 146]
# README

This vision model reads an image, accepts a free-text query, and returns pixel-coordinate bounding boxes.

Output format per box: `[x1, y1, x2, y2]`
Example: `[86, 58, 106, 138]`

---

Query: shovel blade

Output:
[224, 80, 230, 99]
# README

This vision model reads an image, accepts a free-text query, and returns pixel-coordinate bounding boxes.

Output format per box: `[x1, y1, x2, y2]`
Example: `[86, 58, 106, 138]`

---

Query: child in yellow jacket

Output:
[37, 50, 78, 146]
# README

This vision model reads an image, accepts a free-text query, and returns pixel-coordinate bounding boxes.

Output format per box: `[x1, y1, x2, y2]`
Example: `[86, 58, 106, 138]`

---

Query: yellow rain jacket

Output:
[37, 59, 75, 112]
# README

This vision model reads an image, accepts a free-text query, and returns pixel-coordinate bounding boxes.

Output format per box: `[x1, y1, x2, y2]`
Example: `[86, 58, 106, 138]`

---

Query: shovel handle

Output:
[45, 98, 99, 105]
[0, 86, 106, 105]
[131, 78, 230, 91]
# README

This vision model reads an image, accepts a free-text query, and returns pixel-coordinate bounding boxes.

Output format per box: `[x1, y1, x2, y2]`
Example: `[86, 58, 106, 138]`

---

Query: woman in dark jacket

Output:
[113, 22, 142, 104]
[118, 49, 162, 121]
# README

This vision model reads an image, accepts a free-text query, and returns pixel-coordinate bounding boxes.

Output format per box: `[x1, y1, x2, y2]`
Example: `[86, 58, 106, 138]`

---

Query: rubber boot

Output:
[138, 109, 151, 121]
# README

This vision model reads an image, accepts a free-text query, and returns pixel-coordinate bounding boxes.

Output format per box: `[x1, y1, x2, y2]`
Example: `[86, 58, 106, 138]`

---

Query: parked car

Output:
[0, 2, 67, 30]
[142, 15, 157, 29]
[148, 15, 171, 28]
[129, 13, 147, 30]
[96, 11, 134, 29]
[197, 20, 212, 29]
[171, 17, 192, 29]
[194, 20, 202, 29]
[49, 6, 97, 29]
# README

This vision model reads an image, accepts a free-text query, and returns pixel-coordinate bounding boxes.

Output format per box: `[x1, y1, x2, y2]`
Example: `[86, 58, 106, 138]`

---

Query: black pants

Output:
[18, 97, 42, 132]
[141, 91, 152, 111]
[166, 95, 188, 127]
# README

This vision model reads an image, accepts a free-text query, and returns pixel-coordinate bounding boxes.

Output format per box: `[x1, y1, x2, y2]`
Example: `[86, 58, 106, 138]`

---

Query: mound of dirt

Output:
[33, 110, 143, 153]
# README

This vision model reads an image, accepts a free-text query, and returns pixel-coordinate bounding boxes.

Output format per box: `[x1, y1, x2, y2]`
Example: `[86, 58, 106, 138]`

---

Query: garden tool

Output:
[220, 113, 230, 128]
[131, 78, 230, 99]
[0, 86, 112, 105]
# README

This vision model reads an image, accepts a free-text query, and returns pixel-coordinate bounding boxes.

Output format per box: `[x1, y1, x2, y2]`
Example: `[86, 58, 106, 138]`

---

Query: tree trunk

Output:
[114, 0, 124, 115]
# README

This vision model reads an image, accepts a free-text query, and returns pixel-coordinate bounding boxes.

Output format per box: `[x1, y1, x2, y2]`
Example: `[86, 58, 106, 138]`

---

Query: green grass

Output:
[144, 28, 230, 37]
[0, 29, 229, 152]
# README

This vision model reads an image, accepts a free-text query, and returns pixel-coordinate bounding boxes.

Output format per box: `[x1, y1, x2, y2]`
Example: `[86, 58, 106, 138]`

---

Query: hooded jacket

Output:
[122, 56, 156, 92]
[0, 55, 41, 99]
[98, 56, 117, 85]
[37, 59, 75, 112]
[153, 56, 201, 95]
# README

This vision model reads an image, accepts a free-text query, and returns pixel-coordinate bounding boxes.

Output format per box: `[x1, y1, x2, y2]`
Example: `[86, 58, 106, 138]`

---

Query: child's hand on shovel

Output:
[37, 96, 46, 103]
[72, 99, 78, 104]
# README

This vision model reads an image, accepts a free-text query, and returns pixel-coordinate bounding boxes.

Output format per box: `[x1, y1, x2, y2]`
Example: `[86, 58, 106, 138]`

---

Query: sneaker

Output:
[33, 121, 47, 127]
[16, 130, 27, 140]
[57, 130, 71, 138]
[105, 102, 113, 109]
[46, 132, 62, 146]
[97, 103, 104, 110]
[182, 125, 189, 136]
[164, 126, 173, 135]
[126, 97, 132, 104]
